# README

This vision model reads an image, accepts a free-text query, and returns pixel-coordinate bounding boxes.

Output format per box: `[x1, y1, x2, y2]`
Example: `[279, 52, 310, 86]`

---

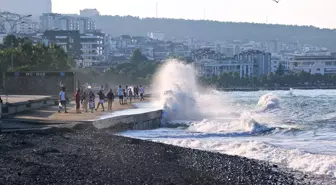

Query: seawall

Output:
[87, 109, 163, 132]
[1, 108, 163, 133]
[0, 97, 54, 118]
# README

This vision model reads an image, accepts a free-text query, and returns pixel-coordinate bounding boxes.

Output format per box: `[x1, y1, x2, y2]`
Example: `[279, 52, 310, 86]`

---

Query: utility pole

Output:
[156, 2, 158, 18]
[203, 8, 206, 20]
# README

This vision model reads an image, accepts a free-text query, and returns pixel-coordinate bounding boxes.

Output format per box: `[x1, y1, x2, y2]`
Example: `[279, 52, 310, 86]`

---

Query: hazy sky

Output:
[52, 0, 336, 29]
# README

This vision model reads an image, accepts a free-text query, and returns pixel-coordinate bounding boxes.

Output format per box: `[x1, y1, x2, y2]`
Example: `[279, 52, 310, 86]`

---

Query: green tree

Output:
[0, 35, 75, 72]
[275, 63, 285, 76]
[130, 48, 147, 63]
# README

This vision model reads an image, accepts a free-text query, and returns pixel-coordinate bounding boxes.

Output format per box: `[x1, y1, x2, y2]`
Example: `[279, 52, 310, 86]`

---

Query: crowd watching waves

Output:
[58, 85, 145, 113]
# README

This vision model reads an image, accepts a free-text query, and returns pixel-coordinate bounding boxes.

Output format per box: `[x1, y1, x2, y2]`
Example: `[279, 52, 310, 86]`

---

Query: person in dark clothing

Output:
[75, 88, 81, 113]
[0, 96, 3, 104]
[89, 90, 95, 113]
[107, 89, 114, 111]
[134, 86, 139, 99]
[96, 90, 105, 111]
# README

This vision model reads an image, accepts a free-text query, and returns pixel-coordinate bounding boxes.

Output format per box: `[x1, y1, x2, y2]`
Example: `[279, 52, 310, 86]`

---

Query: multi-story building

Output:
[194, 59, 253, 78]
[80, 31, 105, 66]
[16, 20, 39, 34]
[266, 39, 282, 53]
[290, 55, 336, 75]
[40, 13, 96, 33]
[80, 9, 100, 17]
[271, 56, 290, 73]
[43, 30, 81, 58]
[234, 50, 271, 77]
[191, 48, 226, 62]
[147, 31, 165, 41]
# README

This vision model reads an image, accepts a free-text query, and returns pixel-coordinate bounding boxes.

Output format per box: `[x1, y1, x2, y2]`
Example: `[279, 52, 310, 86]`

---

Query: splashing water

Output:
[121, 60, 336, 178]
[256, 93, 280, 111]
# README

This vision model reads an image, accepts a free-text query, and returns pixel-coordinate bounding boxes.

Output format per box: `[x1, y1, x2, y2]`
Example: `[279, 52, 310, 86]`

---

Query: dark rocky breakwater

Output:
[0, 127, 331, 185]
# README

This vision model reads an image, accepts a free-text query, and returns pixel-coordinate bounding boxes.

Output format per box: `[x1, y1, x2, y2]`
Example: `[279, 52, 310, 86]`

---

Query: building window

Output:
[317, 68, 320, 71]
[309, 69, 311, 73]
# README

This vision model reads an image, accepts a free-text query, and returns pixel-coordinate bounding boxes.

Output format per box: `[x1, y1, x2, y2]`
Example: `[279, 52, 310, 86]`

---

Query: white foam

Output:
[141, 59, 336, 178]
[156, 139, 336, 177]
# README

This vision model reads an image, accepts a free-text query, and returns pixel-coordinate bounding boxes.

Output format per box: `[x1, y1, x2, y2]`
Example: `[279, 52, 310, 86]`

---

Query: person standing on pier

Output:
[134, 86, 139, 99]
[96, 90, 105, 112]
[81, 90, 89, 112]
[58, 87, 68, 113]
[89, 90, 95, 113]
[75, 88, 81, 113]
[128, 87, 133, 104]
[117, 85, 123, 105]
[107, 89, 114, 111]
[140, 85, 145, 101]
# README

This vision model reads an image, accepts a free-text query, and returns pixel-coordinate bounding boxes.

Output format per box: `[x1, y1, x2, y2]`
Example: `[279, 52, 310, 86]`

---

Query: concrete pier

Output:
[1, 96, 162, 133]
[0, 95, 54, 118]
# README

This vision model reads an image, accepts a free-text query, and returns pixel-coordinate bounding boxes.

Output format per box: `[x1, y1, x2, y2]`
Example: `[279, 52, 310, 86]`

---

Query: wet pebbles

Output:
[0, 129, 329, 185]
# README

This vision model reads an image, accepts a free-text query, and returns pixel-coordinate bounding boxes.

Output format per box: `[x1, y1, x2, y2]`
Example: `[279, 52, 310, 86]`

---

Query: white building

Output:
[147, 31, 164, 41]
[40, 13, 96, 33]
[16, 20, 39, 33]
[194, 59, 253, 78]
[290, 55, 336, 75]
[80, 9, 100, 17]
[271, 56, 290, 73]
[80, 32, 104, 66]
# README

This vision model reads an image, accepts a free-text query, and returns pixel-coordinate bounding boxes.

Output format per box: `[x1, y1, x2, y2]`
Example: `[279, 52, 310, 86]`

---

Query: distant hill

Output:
[93, 16, 336, 51]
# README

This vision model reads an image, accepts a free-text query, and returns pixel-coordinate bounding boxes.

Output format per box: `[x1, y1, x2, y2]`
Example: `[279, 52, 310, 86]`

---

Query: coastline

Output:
[0, 127, 323, 185]
[219, 86, 336, 91]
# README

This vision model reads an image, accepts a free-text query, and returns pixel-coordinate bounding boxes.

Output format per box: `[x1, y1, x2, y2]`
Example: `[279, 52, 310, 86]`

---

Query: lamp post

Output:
[0, 11, 32, 69]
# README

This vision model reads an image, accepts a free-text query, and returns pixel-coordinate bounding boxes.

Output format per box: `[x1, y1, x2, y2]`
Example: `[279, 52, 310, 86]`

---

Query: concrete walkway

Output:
[0, 95, 50, 104]
[0, 98, 154, 131]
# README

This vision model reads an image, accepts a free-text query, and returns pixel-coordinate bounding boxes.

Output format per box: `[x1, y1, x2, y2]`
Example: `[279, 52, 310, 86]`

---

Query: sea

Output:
[119, 60, 336, 178]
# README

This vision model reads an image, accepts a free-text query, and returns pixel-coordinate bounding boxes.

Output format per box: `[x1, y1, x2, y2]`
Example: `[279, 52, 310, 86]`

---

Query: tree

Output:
[275, 63, 285, 76]
[130, 48, 147, 63]
[0, 35, 75, 72]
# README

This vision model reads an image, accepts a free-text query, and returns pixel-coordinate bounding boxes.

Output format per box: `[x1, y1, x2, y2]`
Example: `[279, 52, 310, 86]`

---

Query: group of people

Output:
[117, 85, 145, 105]
[76, 88, 115, 113]
[58, 85, 145, 114]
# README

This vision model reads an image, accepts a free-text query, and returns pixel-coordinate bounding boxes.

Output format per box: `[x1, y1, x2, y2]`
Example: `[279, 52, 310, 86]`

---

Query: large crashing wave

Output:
[151, 60, 283, 135]
[151, 60, 202, 121]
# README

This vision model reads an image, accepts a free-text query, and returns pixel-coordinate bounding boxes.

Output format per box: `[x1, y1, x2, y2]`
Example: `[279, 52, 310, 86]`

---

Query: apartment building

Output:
[194, 59, 253, 78]
[290, 55, 336, 75]
[234, 50, 271, 77]
[40, 13, 96, 33]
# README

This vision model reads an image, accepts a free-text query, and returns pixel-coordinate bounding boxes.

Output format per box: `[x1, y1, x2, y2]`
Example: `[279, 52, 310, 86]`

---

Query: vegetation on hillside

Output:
[93, 16, 336, 51]
[103, 48, 160, 85]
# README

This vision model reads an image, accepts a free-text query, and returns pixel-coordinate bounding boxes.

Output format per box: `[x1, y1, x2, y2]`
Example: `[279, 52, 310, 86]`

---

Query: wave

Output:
[256, 93, 280, 111]
[151, 60, 283, 133]
[156, 139, 336, 177]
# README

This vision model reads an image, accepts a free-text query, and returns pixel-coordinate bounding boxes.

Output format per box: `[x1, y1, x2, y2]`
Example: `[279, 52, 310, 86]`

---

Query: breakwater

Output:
[84, 109, 162, 132]
[0, 96, 54, 118]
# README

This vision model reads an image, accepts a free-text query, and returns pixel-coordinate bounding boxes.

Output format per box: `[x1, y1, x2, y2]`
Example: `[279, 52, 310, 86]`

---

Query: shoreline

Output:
[0, 127, 325, 185]
[219, 86, 336, 91]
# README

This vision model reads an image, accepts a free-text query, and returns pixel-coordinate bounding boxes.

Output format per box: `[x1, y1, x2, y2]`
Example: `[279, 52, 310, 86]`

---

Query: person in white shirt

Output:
[58, 87, 68, 113]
